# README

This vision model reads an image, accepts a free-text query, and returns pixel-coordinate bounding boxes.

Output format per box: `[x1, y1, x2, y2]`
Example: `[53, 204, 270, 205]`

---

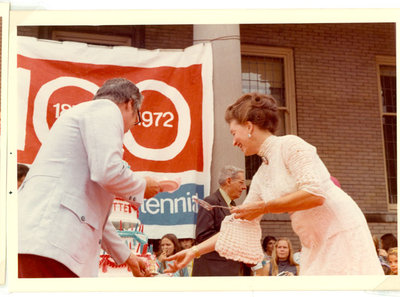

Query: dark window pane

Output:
[245, 155, 262, 180]
[382, 115, 397, 204]
[241, 55, 285, 106]
[380, 65, 396, 205]
[380, 65, 396, 113]
[242, 55, 286, 181]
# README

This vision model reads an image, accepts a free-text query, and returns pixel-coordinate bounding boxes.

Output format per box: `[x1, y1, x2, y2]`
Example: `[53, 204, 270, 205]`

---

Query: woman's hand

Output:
[230, 200, 266, 221]
[163, 249, 195, 273]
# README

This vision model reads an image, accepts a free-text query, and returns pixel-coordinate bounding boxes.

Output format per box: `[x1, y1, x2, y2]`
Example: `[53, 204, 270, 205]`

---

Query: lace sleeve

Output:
[282, 135, 330, 198]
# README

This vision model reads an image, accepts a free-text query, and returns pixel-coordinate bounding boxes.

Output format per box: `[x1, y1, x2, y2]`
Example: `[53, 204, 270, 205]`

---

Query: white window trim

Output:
[376, 55, 397, 211]
[241, 44, 297, 135]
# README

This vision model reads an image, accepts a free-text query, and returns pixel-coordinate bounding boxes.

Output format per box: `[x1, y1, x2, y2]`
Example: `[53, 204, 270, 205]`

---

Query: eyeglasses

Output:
[232, 178, 246, 185]
[134, 110, 141, 125]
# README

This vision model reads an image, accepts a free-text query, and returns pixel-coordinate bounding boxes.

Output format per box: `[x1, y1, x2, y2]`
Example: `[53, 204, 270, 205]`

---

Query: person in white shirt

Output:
[18, 78, 161, 278]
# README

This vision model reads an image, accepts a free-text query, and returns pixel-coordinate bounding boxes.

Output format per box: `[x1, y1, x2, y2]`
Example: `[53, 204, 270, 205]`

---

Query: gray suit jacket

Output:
[18, 99, 146, 277]
[192, 190, 242, 276]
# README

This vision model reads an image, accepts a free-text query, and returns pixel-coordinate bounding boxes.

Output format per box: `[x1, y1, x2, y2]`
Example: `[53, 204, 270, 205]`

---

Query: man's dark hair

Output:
[380, 233, 397, 251]
[262, 235, 277, 252]
[18, 163, 30, 181]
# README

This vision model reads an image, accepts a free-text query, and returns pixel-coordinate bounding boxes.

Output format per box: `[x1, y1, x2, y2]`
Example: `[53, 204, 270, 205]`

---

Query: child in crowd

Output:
[387, 247, 398, 275]
[157, 234, 189, 277]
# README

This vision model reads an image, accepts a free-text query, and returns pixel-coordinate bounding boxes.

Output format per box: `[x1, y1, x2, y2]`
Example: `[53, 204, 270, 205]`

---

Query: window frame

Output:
[241, 44, 297, 135]
[376, 55, 397, 211]
[51, 30, 132, 46]
[240, 45, 297, 183]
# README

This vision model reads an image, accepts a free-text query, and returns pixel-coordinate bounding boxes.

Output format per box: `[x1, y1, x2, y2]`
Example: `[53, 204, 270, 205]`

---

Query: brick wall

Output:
[17, 25, 194, 50]
[16, 26, 40, 37]
[241, 23, 395, 214]
[144, 25, 193, 49]
[260, 218, 301, 251]
[368, 222, 398, 241]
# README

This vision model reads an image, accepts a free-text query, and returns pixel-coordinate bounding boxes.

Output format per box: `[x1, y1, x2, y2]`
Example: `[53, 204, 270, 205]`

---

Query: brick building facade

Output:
[17, 23, 397, 250]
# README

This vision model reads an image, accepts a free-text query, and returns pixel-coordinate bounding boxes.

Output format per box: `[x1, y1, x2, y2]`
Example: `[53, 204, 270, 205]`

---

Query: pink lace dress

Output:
[216, 135, 383, 275]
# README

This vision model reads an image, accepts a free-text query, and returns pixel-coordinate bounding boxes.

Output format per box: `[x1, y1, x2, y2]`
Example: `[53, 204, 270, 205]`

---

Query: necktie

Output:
[230, 200, 236, 207]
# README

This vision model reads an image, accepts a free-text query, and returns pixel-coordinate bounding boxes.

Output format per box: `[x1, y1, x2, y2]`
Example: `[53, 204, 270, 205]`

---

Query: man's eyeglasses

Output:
[134, 110, 141, 125]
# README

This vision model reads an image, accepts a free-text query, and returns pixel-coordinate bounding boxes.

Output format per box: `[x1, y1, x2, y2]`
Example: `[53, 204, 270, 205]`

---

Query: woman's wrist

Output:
[191, 245, 201, 259]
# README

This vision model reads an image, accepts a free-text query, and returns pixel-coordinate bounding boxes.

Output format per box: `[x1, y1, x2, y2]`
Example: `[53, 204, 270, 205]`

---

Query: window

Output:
[241, 45, 297, 180]
[26, 26, 145, 48]
[377, 56, 397, 210]
[52, 31, 132, 46]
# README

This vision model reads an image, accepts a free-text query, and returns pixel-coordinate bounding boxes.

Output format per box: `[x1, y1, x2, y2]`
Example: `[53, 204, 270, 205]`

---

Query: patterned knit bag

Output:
[215, 215, 264, 264]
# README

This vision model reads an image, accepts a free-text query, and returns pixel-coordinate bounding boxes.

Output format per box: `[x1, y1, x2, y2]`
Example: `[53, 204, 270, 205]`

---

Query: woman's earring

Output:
[248, 134, 252, 138]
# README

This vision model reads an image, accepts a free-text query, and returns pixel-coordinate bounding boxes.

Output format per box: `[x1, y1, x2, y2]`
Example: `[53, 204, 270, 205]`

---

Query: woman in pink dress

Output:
[166, 92, 383, 275]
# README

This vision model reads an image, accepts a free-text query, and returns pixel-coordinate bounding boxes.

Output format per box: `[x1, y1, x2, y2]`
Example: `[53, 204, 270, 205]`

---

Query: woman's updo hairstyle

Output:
[225, 92, 279, 133]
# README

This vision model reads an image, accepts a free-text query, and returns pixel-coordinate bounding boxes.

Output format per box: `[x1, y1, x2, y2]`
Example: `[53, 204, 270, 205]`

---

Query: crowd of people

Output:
[151, 232, 398, 277]
[374, 233, 398, 275]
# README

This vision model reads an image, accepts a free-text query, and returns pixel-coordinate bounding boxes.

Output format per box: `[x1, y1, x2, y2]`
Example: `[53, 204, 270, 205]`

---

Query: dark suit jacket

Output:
[192, 190, 243, 276]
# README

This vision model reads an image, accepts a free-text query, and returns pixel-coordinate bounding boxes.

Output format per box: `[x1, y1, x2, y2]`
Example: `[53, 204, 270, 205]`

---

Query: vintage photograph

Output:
[4, 8, 399, 293]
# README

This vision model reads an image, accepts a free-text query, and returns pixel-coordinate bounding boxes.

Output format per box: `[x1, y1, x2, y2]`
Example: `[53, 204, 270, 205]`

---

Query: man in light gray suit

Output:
[18, 78, 161, 278]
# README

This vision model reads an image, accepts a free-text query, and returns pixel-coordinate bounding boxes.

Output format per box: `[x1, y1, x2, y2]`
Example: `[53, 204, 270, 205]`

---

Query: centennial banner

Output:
[17, 36, 213, 239]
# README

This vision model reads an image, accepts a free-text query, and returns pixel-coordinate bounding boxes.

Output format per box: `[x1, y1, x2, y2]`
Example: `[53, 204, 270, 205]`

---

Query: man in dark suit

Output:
[192, 165, 247, 276]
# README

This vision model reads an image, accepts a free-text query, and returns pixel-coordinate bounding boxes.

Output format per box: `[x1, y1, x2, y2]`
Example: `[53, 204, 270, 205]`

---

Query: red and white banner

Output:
[17, 36, 214, 239]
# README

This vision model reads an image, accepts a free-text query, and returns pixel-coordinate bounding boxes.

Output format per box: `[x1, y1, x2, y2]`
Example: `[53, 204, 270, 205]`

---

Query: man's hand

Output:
[125, 252, 151, 277]
[144, 176, 161, 199]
